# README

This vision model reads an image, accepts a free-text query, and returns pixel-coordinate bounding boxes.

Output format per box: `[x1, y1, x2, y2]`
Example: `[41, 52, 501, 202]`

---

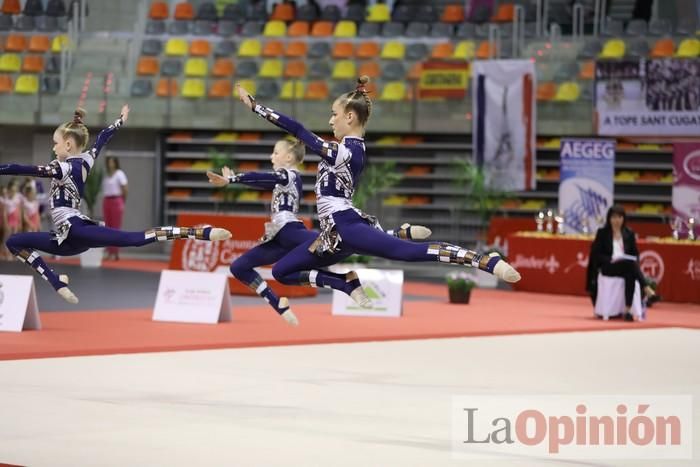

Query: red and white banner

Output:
[473, 59, 536, 191]
[169, 213, 317, 297]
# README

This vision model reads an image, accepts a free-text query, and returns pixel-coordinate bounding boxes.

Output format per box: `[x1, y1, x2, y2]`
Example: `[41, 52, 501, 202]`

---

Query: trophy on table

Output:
[554, 210, 566, 235]
[689, 217, 696, 241]
[535, 211, 545, 232]
[669, 216, 683, 240]
[581, 216, 591, 235]
[545, 209, 554, 234]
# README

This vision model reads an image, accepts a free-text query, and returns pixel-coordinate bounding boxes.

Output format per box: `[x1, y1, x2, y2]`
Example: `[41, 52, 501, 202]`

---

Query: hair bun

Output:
[356, 75, 370, 93]
[73, 107, 86, 124]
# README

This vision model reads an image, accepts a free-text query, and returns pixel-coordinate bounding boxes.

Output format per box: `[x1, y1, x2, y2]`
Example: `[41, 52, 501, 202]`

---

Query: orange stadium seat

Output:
[137, 56, 159, 76]
[156, 78, 178, 97]
[284, 60, 306, 78]
[1, 0, 21, 15]
[356, 41, 380, 59]
[173, 2, 194, 20]
[189, 39, 211, 56]
[441, 4, 464, 23]
[28, 35, 50, 53]
[492, 3, 515, 22]
[358, 61, 380, 78]
[262, 40, 284, 57]
[270, 2, 294, 21]
[212, 58, 234, 77]
[0, 74, 12, 93]
[311, 21, 334, 37]
[284, 41, 307, 58]
[5, 34, 27, 52]
[332, 41, 354, 59]
[209, 79, 231, 98]
[21, 54, 44, 73]
[305, 81, 329, 100]
[650, 38, 674, 58]
[431, 42, 454, 59]
[287, 21, 309, 37]
[149, 1, 168, 19]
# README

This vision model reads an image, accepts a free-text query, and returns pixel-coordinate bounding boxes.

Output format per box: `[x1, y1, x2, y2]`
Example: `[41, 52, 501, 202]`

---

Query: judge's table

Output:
[507, 231, 700, 303]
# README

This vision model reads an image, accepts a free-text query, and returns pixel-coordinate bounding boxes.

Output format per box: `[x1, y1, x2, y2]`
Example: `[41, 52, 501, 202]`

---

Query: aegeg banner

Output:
[558, 138, 616, 233]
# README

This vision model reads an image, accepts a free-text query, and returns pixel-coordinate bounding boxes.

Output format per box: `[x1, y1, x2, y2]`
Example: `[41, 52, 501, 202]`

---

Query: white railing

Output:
[593, 0, 608, 36]
[573, 3, 585, 43]
[125, 0, 149, 96]
[536, 0, 544, 37]
[488, 23, 501, 59]
[541, 0, 549, 37]
[512, 5, 525, 58]
[58, 0, 88, 91]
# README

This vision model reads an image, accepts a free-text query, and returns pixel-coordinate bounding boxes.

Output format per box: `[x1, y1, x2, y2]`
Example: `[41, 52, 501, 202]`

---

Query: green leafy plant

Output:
[82, 164, 103, 219]
[446, 270, 477, 293]
[209, 148, 243, 205]
[352, 160, 402, 211]
[451, 159, 512, 224]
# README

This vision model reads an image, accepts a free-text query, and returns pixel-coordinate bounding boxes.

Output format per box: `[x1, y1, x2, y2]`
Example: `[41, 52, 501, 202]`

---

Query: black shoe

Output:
[646, 294, 661, 307]
[623, 312, 634, 322]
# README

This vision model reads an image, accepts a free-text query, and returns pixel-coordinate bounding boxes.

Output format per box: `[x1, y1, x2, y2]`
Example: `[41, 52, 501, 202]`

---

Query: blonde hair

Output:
[280, 137, 305, 164]
[56, 108, 89, 151]
[336, 75, 372, 127]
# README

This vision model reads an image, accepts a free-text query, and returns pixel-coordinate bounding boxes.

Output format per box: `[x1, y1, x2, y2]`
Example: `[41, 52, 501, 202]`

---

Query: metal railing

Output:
[125, 0, 149, 97]
[573, 3, 585, 42]
[512, 5, 525, 57]
[593, 0, 608, 36]
[59, 0, 87, 91]
[488, 24, 501, 59]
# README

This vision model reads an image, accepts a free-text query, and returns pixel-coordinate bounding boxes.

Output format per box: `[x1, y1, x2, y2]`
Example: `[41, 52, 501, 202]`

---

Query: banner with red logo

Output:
[508, 233, 700, 303]
[673, 143, 700, 234]
[169, 213, 317, 297]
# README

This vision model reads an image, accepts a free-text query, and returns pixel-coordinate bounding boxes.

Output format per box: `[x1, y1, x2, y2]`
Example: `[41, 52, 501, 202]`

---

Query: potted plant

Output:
[446, 271, 477, 304]
[450, 159, 513, 242]
[209, 148, 243, 208]
[80, 163, 104, 267]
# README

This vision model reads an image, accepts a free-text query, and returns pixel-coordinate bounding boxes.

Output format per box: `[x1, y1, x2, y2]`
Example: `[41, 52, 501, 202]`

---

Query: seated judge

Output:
[586, 205, 659, 321]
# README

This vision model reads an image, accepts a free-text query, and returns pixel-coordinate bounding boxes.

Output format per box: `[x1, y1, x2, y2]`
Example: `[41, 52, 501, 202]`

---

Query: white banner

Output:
[596, 58, 700, 136]
[0, 275, 41, 333]
[558, 138, 616, 233]
[473, 59, 536, 191]
[331, 268, 403, 318]
[153, 270, 232, 324]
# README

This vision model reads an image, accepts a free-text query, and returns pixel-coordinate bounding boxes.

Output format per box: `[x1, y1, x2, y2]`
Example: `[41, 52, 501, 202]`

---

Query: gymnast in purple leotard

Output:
[1, 105, 231, 303]
[232, 77, 521, 306]
[207, 137, 433, 325]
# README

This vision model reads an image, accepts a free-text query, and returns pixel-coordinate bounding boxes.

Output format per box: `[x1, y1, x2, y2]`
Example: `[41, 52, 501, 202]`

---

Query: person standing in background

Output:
[21, 180, 41, 233]
[102, 156, 128, 261]
[3, 179, 22, 238]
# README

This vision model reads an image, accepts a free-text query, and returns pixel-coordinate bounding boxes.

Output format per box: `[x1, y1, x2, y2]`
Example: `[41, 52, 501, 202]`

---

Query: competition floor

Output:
[0, 259, 699, 466]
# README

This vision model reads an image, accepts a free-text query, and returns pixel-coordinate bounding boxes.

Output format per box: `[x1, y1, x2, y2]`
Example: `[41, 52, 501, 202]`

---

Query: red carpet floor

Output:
[1, 288, 698, 361]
